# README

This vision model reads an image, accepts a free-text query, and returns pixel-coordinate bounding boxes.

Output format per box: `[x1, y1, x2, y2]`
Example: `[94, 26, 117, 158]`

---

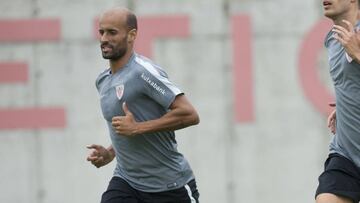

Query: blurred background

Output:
[0, 0, 336, 202]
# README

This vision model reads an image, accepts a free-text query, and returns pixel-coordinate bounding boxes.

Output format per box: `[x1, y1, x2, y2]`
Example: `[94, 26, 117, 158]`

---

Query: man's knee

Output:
[316, 193, 353, 203]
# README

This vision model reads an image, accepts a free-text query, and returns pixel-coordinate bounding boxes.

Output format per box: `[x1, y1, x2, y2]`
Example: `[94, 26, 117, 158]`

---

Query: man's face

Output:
[323, 0, 353, 19]
[98, 15, 129, 60]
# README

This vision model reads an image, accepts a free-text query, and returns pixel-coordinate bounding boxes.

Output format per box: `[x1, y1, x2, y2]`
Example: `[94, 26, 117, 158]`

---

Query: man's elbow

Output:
[189, 112, 200, 126]
[178, 104, 200, 127]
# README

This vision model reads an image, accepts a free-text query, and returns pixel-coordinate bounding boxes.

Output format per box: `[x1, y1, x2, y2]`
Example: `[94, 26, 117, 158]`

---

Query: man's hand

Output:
[333, 20, 360, 63]
[112, 102, 138, 136]
[86, 144, 115, 168]
[327, 102, 336, 135]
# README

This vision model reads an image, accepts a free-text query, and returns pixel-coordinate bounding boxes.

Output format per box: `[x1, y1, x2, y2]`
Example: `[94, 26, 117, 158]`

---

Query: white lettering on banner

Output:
[141, 73, 166, 95]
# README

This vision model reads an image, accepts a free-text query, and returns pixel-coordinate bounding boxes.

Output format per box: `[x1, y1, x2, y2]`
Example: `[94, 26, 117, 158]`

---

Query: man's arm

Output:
[327, 102, 336, 134]
[333, 20, 360, 63]
[111, 94, 200, 136]
[86, 144, 115, 168]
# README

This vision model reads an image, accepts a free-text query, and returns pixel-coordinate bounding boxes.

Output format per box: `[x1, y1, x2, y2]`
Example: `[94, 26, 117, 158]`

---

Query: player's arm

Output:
[333, 20, 360, 63]
[86, 144, 115, 168]
[111, 94, 200, 136]
[327, 102, 336, 134]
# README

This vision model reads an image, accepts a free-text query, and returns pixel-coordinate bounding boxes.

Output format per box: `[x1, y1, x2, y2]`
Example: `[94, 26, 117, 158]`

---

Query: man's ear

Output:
[127, 29, 137, 43]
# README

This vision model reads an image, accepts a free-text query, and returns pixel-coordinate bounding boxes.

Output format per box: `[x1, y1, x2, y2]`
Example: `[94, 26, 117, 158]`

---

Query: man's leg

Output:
[101, 177, 139, 203]
[315, 154, 360, 203]
[316, 193, 353, 203]
[149, 179, 200, 203]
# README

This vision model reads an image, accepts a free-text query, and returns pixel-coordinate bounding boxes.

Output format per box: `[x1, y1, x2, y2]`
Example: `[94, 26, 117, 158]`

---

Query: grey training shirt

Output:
[95, 53, 194, 192]
[325, 22, 360, 168]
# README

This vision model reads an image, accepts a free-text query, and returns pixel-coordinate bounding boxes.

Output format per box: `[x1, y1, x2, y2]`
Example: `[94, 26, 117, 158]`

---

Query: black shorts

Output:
[101, 177, 200, 203]
[315, 153, 360, 202]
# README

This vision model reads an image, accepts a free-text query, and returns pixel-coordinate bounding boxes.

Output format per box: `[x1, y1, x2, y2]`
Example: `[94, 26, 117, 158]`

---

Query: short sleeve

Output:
[135, 58, 183, 109]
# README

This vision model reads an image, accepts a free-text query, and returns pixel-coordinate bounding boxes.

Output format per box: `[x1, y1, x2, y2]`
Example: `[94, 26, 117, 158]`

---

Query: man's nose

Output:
[100, 33, 109, 43]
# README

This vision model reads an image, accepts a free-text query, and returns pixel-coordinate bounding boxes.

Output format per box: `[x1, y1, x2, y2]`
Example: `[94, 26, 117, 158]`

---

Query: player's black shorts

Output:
[101, 176, 200, 203]
[315, 153, 360, 203]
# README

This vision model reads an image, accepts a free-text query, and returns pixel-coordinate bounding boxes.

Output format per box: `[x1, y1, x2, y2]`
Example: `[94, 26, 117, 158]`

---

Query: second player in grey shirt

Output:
[325, 22, 360, 168]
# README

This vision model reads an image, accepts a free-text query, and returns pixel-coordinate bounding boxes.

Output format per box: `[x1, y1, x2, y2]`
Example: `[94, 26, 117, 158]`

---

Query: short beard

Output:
[102, 47, 127, 60]
[102, 36, 128, 60]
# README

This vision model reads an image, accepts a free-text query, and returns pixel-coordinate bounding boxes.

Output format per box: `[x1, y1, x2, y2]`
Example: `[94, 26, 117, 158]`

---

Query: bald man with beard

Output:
[86, 7, 200, 203]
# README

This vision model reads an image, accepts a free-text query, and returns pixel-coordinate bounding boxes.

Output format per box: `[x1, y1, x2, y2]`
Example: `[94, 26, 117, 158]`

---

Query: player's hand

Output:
[333, 20, 360, 62]
[327, 106, 336, 135]
[112, 102, 138, 136]
[86, 144, 114, 168]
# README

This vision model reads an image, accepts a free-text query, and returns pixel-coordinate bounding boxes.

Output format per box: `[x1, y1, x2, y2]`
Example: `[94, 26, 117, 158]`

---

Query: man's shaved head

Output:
[100, 7, 137, 31]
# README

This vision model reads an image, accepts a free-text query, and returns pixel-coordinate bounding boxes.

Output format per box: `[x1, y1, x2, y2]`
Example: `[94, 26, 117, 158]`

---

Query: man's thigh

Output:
[315, 154, 360, 203]
[149, 179, 200, 203]
[316, 193, 353, 203]
[101, 177, 140, 203]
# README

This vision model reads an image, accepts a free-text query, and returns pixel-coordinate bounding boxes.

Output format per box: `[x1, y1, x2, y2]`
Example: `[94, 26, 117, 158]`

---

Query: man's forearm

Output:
[353, 52, 360, 63]
[107, 145, 115, 159]
[112, 95, 200, 136]
[134, 108, 199, 135]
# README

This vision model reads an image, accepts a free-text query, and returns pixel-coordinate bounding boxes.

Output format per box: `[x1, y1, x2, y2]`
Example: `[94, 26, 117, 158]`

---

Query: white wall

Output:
[0, 0, 332, 203]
